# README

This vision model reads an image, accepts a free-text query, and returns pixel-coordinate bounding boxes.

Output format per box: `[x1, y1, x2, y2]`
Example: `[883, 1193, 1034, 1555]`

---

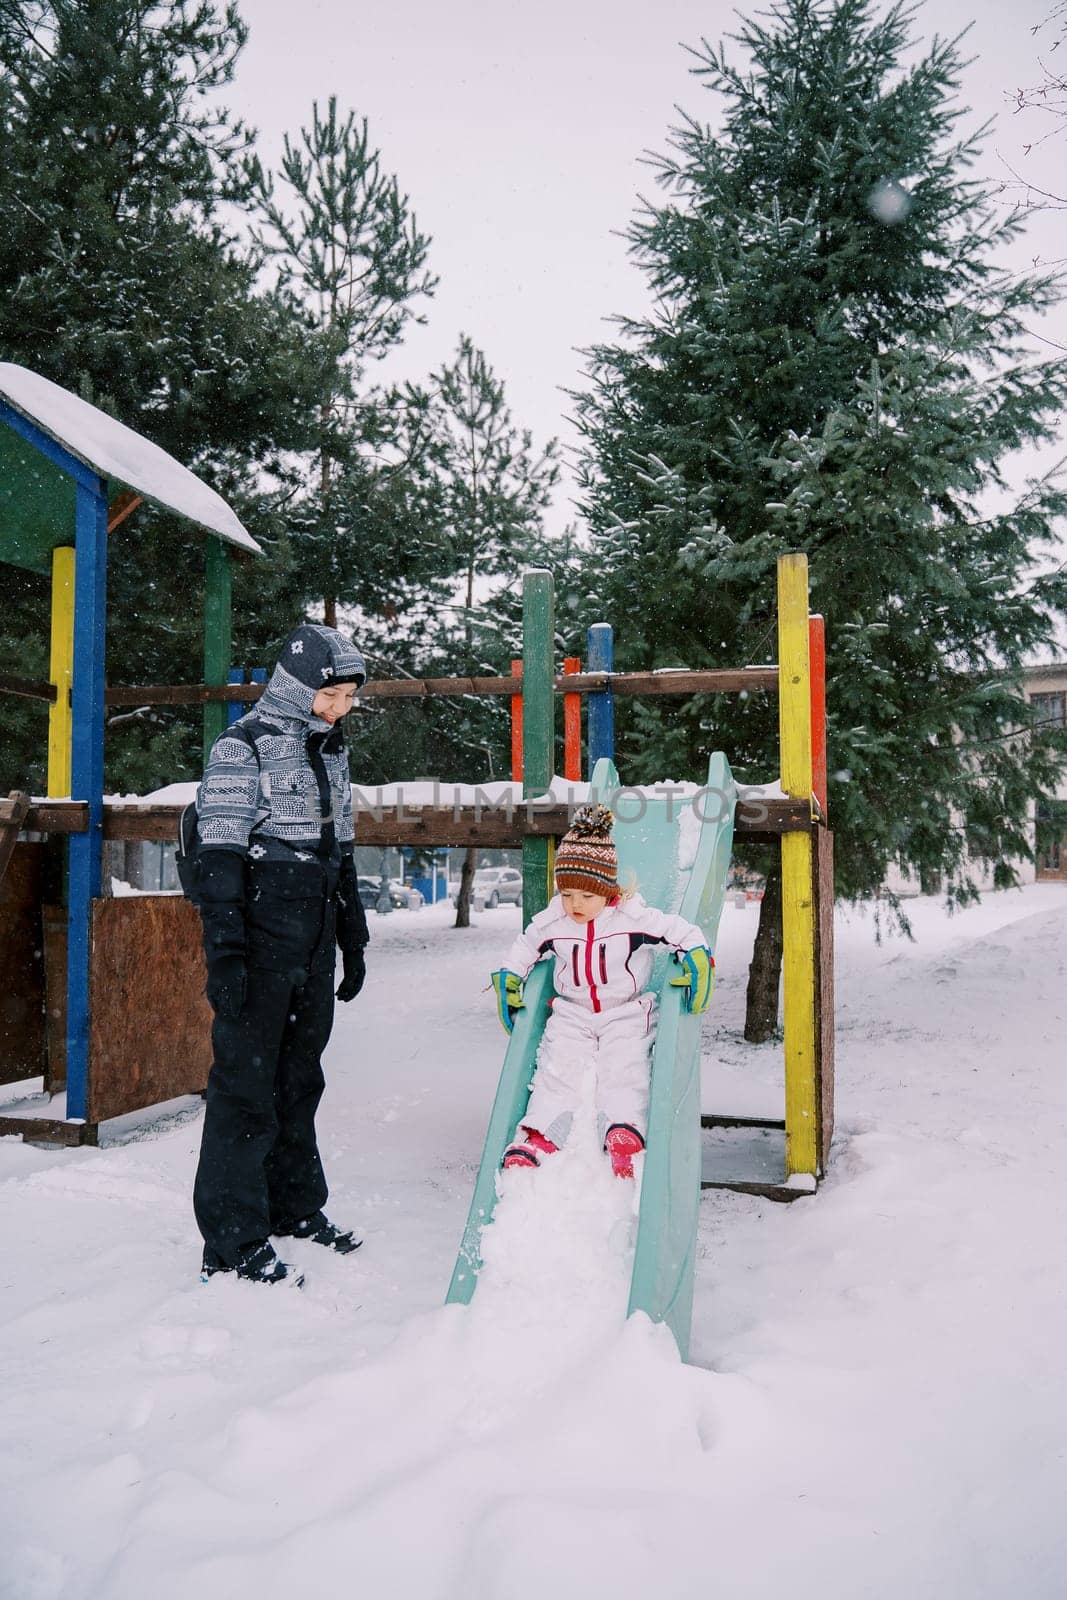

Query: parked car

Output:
[452, 866, 523, 908]
[356, 876, 423, 911]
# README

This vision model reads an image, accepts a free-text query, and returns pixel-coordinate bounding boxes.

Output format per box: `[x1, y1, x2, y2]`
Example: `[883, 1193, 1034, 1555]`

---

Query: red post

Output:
[563, 656, 581, 782]
[510, 657, 523, 782]
[809, 614, 827, 821]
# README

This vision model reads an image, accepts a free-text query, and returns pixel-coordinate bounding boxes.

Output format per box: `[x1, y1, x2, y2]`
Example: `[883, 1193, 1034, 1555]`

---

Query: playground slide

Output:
[446, 753, 737, 1361]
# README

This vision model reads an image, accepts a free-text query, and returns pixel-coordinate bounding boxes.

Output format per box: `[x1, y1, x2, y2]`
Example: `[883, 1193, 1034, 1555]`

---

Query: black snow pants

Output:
[193, 859, 338, 1265]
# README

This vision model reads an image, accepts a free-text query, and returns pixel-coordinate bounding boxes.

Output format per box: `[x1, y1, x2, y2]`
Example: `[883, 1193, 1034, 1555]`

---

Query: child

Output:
[491, 805, 715, 1179]
[192, 623, 370, 1285]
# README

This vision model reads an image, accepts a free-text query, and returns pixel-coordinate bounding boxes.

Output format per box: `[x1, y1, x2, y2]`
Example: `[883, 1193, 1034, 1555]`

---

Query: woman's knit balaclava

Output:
[260, 624, 367, 722]
[554, 804, 618, 896]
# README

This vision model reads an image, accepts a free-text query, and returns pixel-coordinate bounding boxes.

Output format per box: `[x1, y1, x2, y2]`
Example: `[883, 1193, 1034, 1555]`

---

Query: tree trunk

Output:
[744, 852, 784, 1043]
[453, 843, 478, 929]
[320, 411, 336, 632]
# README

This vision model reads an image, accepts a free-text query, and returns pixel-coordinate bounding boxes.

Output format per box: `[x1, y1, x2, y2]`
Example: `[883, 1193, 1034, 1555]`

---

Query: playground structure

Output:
[446, 563, 833, 1357]
[0, 363, 261, 1135]
[0, 368, 834, 1256]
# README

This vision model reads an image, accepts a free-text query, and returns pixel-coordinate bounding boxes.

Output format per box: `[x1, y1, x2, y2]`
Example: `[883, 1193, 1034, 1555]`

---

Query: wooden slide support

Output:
[777, 554, 829, 1182]
[521, 571, 556, 916]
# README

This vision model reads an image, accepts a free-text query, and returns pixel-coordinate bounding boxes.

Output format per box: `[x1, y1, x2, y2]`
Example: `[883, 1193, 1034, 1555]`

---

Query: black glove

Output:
[198, 850, 247, 1019]
[206, 953, 247, 1019]
[337, 855, 370, 949]
[336, 946, 366, 1003]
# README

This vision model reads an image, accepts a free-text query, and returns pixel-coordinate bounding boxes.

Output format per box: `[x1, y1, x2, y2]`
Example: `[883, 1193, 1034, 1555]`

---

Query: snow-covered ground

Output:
[2, 883, 1065, 1599]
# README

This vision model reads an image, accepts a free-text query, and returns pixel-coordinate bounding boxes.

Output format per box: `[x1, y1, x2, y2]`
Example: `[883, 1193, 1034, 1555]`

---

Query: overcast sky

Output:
[227, 0, 1065, 538]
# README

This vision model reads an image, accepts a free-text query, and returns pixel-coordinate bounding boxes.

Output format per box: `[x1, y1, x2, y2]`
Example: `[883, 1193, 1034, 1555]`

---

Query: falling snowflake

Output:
[290, 639, 304, 654]
[867, 178, 912, 225]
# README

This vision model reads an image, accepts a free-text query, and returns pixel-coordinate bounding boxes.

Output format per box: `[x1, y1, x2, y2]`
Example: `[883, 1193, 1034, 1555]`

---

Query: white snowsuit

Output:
[502, 893, 708, 1147]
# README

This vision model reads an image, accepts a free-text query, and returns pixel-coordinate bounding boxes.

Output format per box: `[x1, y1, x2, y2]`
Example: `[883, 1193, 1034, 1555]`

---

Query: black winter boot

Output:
[274, 1211, 362, 1255]
[201, 1240, 304, 1286]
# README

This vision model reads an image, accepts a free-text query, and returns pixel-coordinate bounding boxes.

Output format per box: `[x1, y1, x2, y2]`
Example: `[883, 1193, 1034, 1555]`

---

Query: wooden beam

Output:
[814, 826, 836, 1176]
[104, 683, 255, 706]
[23, 801, 89, 833]
[47, 545, 75, 796]
[777, 553, 819, 1180]
[700, 1178, 811, 1202]
[66, 474, 109, 1123]
[203, 536, 232, 764]
[561, 667, 779, 697]
[586, 624, 615, 765]
[510, 658, 523, 781]
[101, 664, 780, 708]
[0, 790, 30, 882]
[809, 614, 827, 821]
[522, 571, 555, 917]
[106, 491, 143, 534]
[701, 1114, 786, 1131]
[0, 1115, 98, 1147]
[0, 674, 57, 703]
[18, 796, 816, 845]
[563, 656, 582, 781]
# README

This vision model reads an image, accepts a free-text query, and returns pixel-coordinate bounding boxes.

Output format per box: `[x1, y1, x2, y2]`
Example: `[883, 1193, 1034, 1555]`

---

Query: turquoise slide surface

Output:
[446, 754, 737, 1360]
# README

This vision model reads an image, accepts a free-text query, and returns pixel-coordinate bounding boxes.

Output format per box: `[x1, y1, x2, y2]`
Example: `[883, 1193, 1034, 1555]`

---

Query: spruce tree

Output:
[574, 0, 1067, 1037]
[344, 339, 561, 803]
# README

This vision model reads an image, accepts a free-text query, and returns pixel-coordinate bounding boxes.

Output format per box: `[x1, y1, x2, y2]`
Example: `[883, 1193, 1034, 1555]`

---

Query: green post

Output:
[522, 568, 555, 920]
[203, 535, 232, 765]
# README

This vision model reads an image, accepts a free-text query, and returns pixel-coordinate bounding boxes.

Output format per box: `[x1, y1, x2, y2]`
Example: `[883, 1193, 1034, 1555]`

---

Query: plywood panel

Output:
[0, 843, 46, 1084]
[814, 828, 836, 1174]
[88, 896, 212, 1123]
[41, 904, 67, 1092]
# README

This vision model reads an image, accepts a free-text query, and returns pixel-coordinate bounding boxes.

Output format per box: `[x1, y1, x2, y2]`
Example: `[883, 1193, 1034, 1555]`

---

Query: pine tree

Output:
[0, 0, 325, 792]
[574, 0, 1067, 1036]
[430, 335, 560, 674]
[250, 98, 437, 627]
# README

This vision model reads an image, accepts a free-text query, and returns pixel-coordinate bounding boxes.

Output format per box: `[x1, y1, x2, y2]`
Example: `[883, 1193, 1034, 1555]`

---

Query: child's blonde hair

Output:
[609, 870, 638, 905]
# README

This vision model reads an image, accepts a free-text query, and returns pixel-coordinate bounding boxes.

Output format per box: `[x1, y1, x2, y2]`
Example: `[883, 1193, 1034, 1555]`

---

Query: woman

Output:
[192, 623, 370, 1285]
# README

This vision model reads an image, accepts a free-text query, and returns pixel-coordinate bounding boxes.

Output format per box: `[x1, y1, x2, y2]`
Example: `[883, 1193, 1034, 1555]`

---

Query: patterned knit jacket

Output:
[196, 624, 366, 864]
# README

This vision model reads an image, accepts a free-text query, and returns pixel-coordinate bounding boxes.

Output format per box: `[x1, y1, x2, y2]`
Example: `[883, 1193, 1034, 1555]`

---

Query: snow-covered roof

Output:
[0, 363, 260, 570]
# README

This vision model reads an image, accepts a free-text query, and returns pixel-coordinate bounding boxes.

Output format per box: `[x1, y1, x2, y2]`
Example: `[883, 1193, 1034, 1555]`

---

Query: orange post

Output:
[809, 614, 827, 822]
[563, 656, 581, 781]
[510, 657, 523, 782]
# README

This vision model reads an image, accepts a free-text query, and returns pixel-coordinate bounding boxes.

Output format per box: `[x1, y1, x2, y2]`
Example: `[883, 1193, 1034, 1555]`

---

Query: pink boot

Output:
[502, 1127, 560, 1169]
[604, 1123, 645, 1179]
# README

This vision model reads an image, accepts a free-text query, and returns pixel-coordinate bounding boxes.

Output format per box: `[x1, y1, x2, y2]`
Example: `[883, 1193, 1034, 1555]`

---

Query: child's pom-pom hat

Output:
[555, 804, 618, 896]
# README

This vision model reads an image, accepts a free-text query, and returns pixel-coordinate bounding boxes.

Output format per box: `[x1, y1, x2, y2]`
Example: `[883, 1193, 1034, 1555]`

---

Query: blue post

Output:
[0, 402, 109, 1123]
[66, 474, 109, 1121]
[587, 622, 615, 769]
[226, 667, 243, 726]
[250, 666, 266, 704]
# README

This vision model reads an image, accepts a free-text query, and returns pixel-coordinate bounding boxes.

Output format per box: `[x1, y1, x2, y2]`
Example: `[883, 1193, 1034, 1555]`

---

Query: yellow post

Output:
[777, 552, 818, 1178]
[47, 545, 76, 798]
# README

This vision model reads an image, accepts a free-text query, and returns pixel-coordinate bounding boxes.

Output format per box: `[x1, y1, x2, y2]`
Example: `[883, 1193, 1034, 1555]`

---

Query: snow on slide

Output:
[447, 754, 737, 1359]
